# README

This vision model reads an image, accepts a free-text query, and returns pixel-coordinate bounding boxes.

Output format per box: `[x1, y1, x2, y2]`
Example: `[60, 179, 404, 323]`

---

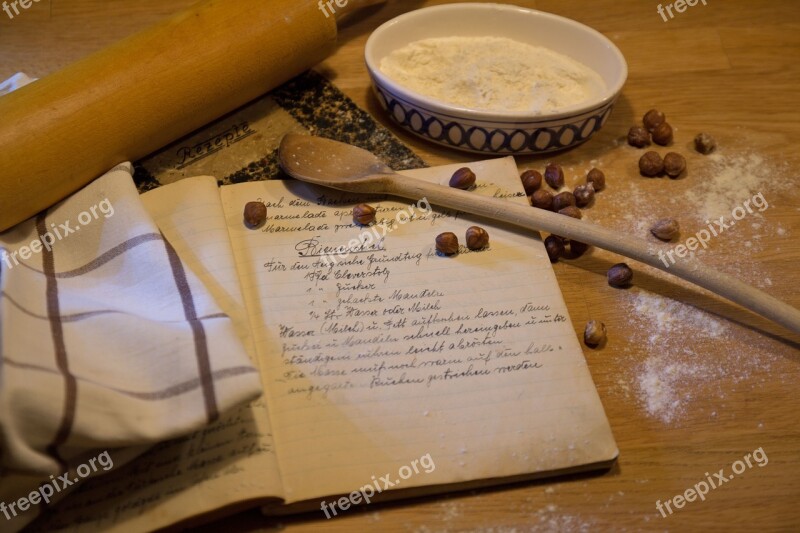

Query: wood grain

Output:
[2, 0, 798, 530]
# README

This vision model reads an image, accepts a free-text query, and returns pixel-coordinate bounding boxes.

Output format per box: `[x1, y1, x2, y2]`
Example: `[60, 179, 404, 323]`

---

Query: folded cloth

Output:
[0, 163, 262, 477]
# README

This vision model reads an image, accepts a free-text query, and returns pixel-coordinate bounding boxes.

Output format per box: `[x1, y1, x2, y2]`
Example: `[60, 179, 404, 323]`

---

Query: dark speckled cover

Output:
[133, 71, 425, 192]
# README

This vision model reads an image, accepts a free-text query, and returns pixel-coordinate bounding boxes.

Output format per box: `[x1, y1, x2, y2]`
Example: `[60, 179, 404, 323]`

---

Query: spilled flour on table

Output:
[638, 352, 707, 424]
[533, 508, 597, 532]
[629, 293, 728, 423]
[575, 140, 794, 425]
[631, 292, 728, 345]
[623, 290, 778, 425]
[685, 152, 786, 221]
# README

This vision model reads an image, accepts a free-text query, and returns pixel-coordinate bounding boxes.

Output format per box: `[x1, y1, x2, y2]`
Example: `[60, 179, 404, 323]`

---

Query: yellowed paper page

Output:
[220, 157, 618, 507]
[31, 177, 284, 532]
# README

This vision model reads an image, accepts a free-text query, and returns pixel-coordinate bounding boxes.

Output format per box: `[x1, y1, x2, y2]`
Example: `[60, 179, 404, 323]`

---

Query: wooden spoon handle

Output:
[387, 175, 800, 335]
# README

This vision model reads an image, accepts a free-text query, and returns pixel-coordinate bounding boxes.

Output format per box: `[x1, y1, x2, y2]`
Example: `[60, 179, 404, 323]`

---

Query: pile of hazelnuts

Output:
[628, 109, 688, 178]
[520, 164, 604, 262]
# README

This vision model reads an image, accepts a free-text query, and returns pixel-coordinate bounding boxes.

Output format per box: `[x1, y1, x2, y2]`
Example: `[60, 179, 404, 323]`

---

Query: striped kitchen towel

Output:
[0, 163, 262, 477]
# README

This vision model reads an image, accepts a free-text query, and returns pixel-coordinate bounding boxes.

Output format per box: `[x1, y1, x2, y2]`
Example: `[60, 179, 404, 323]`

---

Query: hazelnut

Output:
[558, 206, 582, 219]
[639, 151, 664, 177]
[435, 232, 459, 255]
[552, 191, 576, 212]
[694, 132, 717, 154]
[652, 122, 673, 146]
[465, 226, 489, 250]
[573, 183, 595, 208]
[584, 320, 607, 347]
[663, 152, 686, 178]
[643, 109, 666, 132]
[568, 240, 590, 258]
[243, 201, 267, 228]
[627, 126, 651, 148]
[650, 218, 680, 241]
[449, 167, 476, 190]
[586, 168, 606, 191]
[352, 203, 377, 226]
[544, 235, 564, 262]
[531, 190, 554, 210]
[544, 164, 565, 189]
[520, 169, 543, 195]
[607, 263, 633, 288]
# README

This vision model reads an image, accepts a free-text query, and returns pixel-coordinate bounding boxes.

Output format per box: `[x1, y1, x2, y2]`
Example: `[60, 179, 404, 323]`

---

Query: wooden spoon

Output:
[278, 133, 800, 335]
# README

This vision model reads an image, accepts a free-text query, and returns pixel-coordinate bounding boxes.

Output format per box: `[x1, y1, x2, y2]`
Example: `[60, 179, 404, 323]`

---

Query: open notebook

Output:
[33, 157, 617, 531]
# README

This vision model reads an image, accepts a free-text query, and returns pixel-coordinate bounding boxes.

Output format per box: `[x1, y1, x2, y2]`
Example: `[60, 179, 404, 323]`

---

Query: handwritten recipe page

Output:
[220, 156, 617, 504]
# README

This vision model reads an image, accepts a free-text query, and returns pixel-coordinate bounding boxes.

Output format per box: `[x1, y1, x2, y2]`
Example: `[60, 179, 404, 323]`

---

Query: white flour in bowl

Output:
[379, 36, 606, 114]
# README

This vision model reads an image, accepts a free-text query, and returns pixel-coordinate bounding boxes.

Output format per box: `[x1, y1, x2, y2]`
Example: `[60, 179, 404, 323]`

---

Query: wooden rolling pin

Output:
[0, 0, 378, 231]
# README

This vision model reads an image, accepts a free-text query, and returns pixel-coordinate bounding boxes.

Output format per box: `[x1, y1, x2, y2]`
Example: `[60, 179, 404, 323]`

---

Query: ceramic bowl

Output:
[365, 3, 628, 155]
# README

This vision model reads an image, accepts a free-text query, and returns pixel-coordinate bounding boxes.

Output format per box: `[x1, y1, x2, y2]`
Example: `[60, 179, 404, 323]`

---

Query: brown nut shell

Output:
[652, 122, 673, 146]
[650, 218, 680, 241]
[573, 184, 595, 207]
[569, 240, 590, 258]
[643, 109, 666, 132]
[531, 190, 554, 210]
[663, 152, 687, 178]
[558, 206, 582, 219]
[639, 151, 664, 177]
[552, 191, 576, 212]
[435, 232, 459, 255]
[544, 164, 565, 189]
[544, 235, 564, 262]
[607, 263, 633, 287]
[627, 126, 651, 148]
[465, 226, 489, 250]
[353, 203, 377, 226]
[584, 320, 608, 347]
[520, 169, 543, 195]
[243, 201, 267, 228]
[586, 168, 606, 191]
[449, 167, 476, 190]
[694, 132, 717, 154]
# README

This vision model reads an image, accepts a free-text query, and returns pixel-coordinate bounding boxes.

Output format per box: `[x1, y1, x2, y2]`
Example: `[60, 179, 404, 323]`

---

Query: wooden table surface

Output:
[3, 1, 799, 531]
